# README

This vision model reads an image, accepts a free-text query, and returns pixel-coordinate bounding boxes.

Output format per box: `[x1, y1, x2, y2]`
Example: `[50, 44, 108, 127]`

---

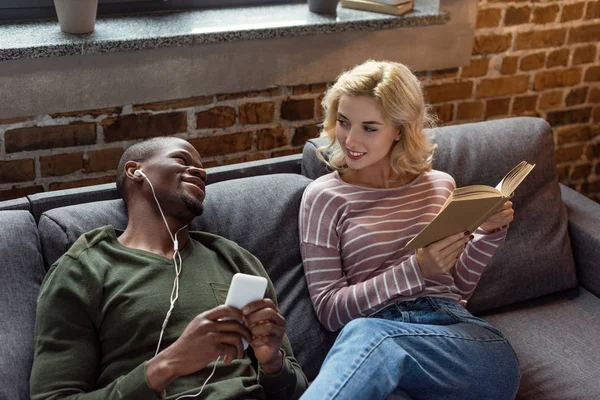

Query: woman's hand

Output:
[480, 200, 514, 233]
[416, 231, 471, 278]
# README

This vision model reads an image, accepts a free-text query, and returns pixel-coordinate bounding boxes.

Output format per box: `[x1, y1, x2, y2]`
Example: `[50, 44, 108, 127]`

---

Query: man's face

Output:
[141, 139, 207, 219]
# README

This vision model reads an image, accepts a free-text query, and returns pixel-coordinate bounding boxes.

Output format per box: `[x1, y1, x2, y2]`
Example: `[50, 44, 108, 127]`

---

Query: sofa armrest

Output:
[560, 184, 600, 297]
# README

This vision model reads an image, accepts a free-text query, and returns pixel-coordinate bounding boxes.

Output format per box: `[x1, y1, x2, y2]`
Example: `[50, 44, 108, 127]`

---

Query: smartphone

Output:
[225, 273, 268, 349]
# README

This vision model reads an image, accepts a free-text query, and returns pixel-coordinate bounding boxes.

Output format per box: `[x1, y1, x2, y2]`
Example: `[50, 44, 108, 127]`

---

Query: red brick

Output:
[215, 87, 281, 101]
[557, 125, 595, 145]
[534, 68, 583, 90]
[281, 99, 315, 120]
[49, 175, 116, 191]
[571, 164, 592, 180]
[293, 125, 320, 146]
[561, 2, 585, 22]
[429, 68, 459, 80]
[292, 85, 310, 95]
[223, 152, 268, 165]
[433, 104, 454, 124]
[573, 45, 597, 65]
[594, 106, 600, 122]
[485, 98, 511, 118]
[501, 56, 519, 75]
[257, 126, 289, 150]
[188, 132, 254, 158]
[104, 113, 187, 142]
[586, 142, 600, 159]
[556, 164, 570, 181]
[0, 159, 35, 183]
[532, 4, 559, 24]
[271, 147, 304, 157]
[473, 34, 512, 55]
[555, 144, 585, 163]
[584, 66, 600, 82]
[132, 96, 212, 112]
[5, 123, 96, 153]
[461, 57, 490, 78]
[568, 23, 600, 44]
[515, 29, 566, 50]
[202, 159, 219, 169]
[565, 87, 589, 106]
[456, 101, 484, 120]
[0, 185, 44, 201]
[476, 76, 529, 98]
[589, 87, 600, 103]
[0, 116, 33, 125]
[40, 152, 84, 177]
[86, 147, 124, 173]
[520, 52, 546, 71]
[310, 83, 329, 93]
[476, 8, 502, 28]
[196, 107, 236, 129]
[546, 107, 592, 126]
[239, 102, 275, 125]
[425, 82, 473, 103]
[51, 107, 122, 119]
[538, 91, 563, 109]
[505, 6, 531, 25]
[585, 1, 600, 19]
[546, 49, 570, 68]
[512, 95, 538, 115]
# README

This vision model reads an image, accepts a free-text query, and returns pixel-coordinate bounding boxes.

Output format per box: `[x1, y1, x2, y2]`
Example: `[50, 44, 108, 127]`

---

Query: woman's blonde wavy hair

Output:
[317, 60, 436, 178]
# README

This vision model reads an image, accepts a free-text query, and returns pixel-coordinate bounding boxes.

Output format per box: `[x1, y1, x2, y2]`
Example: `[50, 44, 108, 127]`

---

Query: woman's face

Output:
[335, 95, 399, 173]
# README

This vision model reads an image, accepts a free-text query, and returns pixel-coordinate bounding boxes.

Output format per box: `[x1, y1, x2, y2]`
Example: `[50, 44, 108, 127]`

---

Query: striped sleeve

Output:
[299, 179, 425, 332]
[451, 226, 508, 300]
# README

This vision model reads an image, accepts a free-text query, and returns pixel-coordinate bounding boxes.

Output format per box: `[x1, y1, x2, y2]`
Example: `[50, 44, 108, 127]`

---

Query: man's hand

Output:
[416, 231, 471, 278]
[146, 305, 251, 393]
[480, 200, 514, 233]
[242, 299, 286, 374]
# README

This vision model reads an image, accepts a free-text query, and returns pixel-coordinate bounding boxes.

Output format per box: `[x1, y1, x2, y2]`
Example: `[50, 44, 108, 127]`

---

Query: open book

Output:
[403, 161, 535, 250]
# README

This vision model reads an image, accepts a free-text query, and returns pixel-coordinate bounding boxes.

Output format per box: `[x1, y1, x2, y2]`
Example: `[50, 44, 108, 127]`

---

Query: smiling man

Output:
[29, 136, 307, 400]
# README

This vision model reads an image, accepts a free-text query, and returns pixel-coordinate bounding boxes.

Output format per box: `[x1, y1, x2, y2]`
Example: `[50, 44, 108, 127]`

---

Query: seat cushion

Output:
[0, 211, 46, 400]
[301, 117, 577, 313]
[38, 173, 337, 381]
[482, 288, 600, 400]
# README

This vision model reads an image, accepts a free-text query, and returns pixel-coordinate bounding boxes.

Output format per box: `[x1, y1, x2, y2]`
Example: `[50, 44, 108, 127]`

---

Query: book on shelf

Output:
[403, 161, 536, 250]
[340, 0, 414, 16]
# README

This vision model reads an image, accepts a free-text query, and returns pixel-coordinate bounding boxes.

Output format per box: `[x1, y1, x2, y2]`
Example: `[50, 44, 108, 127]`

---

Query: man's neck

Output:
[118, 208, 191, 259]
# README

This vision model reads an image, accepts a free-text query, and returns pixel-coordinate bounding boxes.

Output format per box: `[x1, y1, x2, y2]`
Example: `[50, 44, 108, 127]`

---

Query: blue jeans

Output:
[301, 297, 520, 400]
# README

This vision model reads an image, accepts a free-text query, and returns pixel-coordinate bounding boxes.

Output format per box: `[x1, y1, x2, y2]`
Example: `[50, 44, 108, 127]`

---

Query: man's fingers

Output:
[212, 320, 252, 342]
[245, 309, 286, 330]
[203, 305, 245, 322]
[242, 298, 278, 315]
[249, 322, 286, 338]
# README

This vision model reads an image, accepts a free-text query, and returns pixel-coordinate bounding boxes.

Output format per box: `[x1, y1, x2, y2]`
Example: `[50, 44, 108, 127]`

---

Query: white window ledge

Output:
[0, 0, 476, 118]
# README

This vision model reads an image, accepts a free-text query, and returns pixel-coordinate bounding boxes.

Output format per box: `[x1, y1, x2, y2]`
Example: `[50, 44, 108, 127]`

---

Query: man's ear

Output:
[125, 161, 143, 181]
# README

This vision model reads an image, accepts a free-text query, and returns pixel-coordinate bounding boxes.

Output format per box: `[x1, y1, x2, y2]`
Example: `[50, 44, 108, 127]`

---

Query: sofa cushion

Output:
[301, 117, 577, 313]
[483, 288, 600, 400]
[0, 211, 46, 400]
[38, 174, 336, 381]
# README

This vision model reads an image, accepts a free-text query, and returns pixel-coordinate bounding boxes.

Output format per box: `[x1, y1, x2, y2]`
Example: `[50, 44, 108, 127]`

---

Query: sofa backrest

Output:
[38, 173, 336, 382]
[302, 117, 577, 313]
[0, 211, 46, 400]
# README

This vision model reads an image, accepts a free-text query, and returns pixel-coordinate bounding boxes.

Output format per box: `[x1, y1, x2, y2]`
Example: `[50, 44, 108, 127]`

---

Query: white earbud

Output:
[134, 169, 146, 178]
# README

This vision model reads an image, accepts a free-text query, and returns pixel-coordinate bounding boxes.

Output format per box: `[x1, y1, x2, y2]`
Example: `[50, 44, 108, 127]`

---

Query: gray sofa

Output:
[1, 117, 599, 400]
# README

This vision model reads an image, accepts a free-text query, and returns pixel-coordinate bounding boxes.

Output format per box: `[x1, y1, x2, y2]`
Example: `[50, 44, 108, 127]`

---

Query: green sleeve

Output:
[228, 243, 309, 399]
[29, 256, 160, 400]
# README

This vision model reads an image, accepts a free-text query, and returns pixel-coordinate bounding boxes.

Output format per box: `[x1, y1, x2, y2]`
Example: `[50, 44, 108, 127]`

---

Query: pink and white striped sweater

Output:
[299, 169, 507, 332]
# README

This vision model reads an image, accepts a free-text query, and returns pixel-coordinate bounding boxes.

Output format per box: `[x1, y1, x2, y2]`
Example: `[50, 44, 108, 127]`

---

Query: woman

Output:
[298, 60, 519, 400]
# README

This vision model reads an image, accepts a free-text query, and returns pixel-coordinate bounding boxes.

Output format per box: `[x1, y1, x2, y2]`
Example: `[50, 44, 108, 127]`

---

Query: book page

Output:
[500, 162, 535, 196]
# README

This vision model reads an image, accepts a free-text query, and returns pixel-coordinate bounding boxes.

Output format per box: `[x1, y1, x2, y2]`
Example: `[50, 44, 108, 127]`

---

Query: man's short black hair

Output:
[116, 136, 186, 202]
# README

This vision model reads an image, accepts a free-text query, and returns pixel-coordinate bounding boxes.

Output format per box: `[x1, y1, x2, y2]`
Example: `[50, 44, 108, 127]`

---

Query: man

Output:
[30, 136, 308, 399]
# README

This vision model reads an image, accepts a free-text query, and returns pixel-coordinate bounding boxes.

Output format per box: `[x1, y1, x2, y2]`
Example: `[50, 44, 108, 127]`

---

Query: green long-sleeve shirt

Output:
[30, 226, 308, 399]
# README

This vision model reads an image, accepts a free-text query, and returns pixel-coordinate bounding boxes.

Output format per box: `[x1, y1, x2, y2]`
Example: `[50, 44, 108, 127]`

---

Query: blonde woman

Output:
[298, 61, 519, 400]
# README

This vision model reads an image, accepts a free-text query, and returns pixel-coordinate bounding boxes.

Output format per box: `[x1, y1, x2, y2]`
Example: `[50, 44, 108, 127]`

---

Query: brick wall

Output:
[0, 0, 599, 202]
